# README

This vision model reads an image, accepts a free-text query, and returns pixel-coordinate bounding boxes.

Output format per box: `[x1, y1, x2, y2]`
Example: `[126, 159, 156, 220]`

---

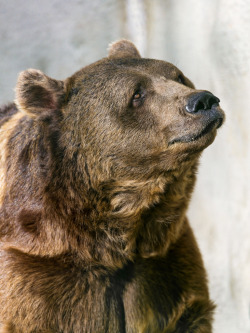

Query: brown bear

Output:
[0, 40, 224, 332]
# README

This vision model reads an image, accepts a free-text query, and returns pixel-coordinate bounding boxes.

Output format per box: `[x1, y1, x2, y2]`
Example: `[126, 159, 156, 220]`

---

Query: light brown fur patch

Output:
[0, 112, 23, 206]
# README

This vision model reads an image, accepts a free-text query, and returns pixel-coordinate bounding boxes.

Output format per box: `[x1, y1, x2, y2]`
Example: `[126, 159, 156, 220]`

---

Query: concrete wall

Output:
[0, 0, 249, 332]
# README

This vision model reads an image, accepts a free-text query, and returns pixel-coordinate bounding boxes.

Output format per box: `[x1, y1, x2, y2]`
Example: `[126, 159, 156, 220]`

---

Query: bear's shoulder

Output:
[0, 103, 19, 127]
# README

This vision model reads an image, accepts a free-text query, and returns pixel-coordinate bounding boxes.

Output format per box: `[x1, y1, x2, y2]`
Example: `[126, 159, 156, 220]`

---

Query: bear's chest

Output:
[1, 239, 211, 333]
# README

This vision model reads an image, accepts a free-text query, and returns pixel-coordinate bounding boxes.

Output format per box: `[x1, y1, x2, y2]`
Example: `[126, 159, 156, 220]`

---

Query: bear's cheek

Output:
[146, 98, 186, 143]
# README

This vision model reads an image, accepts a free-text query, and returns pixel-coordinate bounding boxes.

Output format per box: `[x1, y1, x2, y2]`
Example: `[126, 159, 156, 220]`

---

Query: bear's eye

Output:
[133, 92, 141, 99]
[177, 74, 185, 85]
[131, 90, 145, 107]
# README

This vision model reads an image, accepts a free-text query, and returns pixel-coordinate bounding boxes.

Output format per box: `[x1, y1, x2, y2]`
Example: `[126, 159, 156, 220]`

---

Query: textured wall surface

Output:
[0, 0, 249, 332]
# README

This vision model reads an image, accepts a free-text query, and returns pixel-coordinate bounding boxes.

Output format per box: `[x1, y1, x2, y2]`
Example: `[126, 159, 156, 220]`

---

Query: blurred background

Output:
[0, 0, 249, 332]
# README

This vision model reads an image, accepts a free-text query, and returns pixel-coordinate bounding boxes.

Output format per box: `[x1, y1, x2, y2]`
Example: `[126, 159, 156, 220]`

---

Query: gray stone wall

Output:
[0, 0, 249, 332]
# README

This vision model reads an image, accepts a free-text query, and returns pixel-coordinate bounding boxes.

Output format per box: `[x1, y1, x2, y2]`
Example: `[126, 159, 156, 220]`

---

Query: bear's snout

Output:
[185, 91, 220, 113]
[167, 90, 224, 147]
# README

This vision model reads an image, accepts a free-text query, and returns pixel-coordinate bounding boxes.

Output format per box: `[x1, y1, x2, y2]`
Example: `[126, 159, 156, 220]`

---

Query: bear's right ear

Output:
[108, 39, 141, 59]
[15, 69, 65, 117]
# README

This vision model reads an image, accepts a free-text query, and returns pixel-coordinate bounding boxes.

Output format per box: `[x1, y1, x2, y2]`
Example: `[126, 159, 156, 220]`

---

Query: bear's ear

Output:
[15, 69, 65, 116]
[108, 39, 141, 59]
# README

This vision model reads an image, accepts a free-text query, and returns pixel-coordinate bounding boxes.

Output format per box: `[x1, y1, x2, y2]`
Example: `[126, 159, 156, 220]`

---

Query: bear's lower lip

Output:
[168, 117, 223, 146]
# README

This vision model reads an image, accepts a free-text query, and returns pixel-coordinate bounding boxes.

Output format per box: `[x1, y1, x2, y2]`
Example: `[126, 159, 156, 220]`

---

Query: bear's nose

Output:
[185, 91, 220, 113]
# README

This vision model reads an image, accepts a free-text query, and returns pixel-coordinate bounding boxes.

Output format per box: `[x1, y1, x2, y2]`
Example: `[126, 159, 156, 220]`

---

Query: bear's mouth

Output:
[168, 117, 223, 146]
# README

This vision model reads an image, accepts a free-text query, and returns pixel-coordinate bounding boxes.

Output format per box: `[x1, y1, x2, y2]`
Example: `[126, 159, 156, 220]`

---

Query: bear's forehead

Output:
[109, 58, 179, 75]
[73, 58, 180, 84]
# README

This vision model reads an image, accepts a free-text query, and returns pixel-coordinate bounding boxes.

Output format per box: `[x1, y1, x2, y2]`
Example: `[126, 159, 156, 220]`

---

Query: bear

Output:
[0, 40, 224, 333]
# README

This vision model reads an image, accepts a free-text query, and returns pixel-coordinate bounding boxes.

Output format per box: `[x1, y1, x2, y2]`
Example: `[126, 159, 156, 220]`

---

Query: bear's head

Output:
[16, 40, 224, 187]
[13, 40, 224, 262]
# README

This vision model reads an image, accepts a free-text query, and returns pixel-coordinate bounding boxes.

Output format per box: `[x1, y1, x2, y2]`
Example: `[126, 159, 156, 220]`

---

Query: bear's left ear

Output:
[15, 69, 65, 117]
[108, 39, 141, 59]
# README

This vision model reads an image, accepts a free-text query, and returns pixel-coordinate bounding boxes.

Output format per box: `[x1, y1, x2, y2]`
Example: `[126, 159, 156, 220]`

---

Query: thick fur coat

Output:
[0, 40, 224, 332]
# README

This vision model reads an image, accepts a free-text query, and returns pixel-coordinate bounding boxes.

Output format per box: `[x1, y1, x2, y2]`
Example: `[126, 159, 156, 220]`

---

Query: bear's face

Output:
[15, 40, 224, 185]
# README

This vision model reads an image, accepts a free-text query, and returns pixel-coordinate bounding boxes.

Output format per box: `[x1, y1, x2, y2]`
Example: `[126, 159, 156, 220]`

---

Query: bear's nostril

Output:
[196, 101, 205, 112]
[186, 92, 220, 113]
[206, 95, 220, 109]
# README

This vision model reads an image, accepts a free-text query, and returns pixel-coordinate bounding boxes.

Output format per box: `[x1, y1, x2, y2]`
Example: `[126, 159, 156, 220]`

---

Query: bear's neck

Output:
[53, 160, 198, 268]
[103, 162, 198, 261]
[136, 164, 197, 258]
[11, 150, 198, 269]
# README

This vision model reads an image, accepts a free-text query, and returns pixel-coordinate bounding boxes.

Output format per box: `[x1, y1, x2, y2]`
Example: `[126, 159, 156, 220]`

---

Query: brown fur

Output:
[0, 40, 224, 332]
